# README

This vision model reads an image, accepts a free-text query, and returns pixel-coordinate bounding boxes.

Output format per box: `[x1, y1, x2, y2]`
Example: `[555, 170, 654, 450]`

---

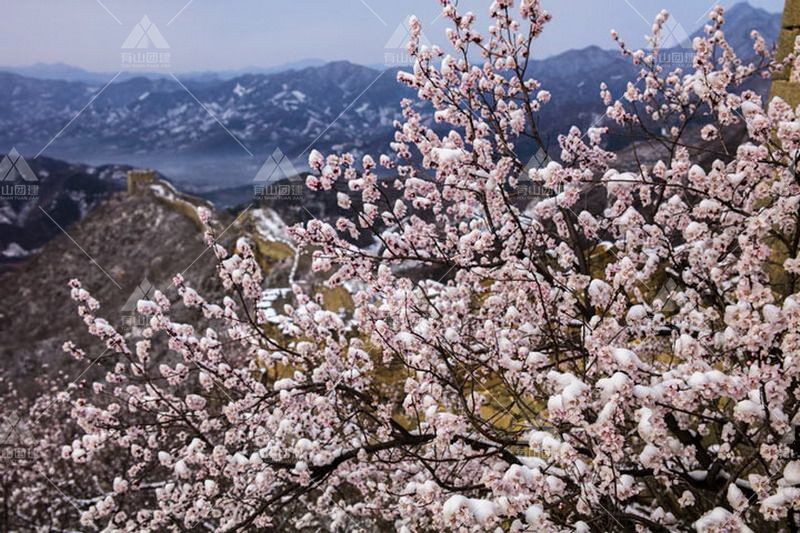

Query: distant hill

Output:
[0, 168, 322, 394]
[0, 156, 173, 269]
[0, 61, 413, 167]
[0, 63, 111, 83]
[0, 59, 330, 84]
[0, 183, 223, 392]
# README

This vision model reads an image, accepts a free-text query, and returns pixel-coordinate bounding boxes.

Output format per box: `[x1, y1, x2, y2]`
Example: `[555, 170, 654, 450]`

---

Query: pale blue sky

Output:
[0, 0, 785, 71]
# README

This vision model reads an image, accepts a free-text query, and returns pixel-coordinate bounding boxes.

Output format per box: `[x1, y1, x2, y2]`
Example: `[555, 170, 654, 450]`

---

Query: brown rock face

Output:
[772, 0, 800, 103]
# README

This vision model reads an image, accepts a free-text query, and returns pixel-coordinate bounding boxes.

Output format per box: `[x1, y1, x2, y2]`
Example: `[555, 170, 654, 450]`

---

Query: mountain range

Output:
[0, 3, 779, 195]
[0, 2, 783, 265]
[0, 59, 330, 84]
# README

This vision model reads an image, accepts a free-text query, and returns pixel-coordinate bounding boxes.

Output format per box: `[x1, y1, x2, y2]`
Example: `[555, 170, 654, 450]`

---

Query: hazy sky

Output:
[0, 0, 785, 72]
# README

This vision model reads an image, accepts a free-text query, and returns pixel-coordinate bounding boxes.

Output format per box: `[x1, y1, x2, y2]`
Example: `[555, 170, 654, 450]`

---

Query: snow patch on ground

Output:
[233, 83, 250, 97]
[250, 208, 290, 243]
[1, 243, 29, 258]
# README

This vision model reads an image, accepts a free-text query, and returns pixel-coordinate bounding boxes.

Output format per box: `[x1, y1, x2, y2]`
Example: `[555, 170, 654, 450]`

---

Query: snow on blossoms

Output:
[4, 1, 800, 531]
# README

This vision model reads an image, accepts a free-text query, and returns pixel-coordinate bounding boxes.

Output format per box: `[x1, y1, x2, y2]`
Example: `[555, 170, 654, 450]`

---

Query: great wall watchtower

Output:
[127, 169, 157, 195]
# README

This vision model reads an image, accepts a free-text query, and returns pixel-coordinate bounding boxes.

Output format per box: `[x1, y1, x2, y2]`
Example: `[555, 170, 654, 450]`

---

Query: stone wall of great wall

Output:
[126, 170, 211, 231]
[772, 0, 800, 106]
